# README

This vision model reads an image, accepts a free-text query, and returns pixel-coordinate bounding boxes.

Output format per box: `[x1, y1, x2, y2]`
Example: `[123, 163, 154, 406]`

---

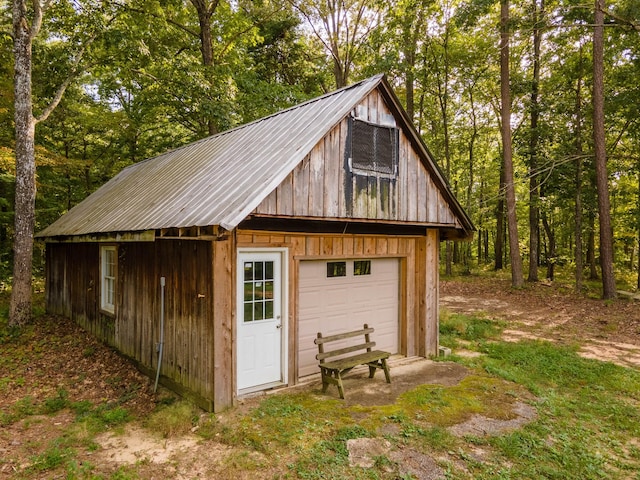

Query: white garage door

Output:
[298, 258, 399, 377]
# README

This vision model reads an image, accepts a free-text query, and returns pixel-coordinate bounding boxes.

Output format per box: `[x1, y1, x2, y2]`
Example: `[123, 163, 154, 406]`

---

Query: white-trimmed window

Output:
[101, 246, 116, 314]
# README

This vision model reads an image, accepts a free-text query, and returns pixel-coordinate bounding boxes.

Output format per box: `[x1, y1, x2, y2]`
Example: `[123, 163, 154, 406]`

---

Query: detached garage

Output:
[38, 75, 474, 411]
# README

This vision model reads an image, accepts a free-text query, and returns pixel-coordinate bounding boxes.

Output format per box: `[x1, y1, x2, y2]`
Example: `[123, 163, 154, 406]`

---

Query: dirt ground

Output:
[1, 276, 639, 478]
[440, 278, 640, 368]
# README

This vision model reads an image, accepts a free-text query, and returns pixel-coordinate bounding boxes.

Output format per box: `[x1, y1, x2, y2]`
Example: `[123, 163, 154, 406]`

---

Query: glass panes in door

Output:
[243, 260, 275, 322]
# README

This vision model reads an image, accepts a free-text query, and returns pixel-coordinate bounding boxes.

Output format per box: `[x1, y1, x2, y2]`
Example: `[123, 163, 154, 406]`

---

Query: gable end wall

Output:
[253, 88, 458, 226]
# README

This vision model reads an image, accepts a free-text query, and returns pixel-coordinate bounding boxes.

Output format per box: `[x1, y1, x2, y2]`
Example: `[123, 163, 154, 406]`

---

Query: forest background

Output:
[1, 0, 640, 322]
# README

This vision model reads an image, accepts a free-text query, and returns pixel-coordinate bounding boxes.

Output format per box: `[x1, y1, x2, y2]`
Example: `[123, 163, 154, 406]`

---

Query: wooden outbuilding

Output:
[38, 75, 474, 411]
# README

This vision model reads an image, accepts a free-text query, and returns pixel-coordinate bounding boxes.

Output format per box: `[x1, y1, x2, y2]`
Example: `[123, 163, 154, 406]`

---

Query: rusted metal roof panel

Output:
[38, 76, 383, 238]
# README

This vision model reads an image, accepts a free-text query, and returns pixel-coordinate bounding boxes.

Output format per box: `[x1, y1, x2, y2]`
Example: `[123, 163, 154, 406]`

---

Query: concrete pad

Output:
[310, 358, 470, 406]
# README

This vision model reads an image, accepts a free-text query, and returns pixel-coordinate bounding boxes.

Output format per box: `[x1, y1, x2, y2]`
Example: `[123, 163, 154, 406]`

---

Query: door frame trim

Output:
[236, 247, 289, 394]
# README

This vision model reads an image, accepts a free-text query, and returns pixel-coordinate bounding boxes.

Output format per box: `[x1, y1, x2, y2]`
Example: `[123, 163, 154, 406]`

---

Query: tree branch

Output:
[602, 8, 640, 32]
[35, 32, 97, 124]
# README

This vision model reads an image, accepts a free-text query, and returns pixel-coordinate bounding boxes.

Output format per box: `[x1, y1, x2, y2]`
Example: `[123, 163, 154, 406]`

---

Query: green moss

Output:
[397, 375, 529, 427]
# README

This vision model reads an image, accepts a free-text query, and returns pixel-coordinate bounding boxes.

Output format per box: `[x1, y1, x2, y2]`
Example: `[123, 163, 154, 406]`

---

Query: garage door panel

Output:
[298, 258, 400, 378]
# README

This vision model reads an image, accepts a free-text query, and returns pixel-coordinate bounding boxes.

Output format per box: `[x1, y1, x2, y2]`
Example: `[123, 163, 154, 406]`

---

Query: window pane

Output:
[254, 302, 264, 321]
[265, 261, 274, 280]
[255, 261, 264, 280]
[265, 300, 273, 319]
[327, 261, 346, 277]
[354, 260, 371, 276]
[264, 281, 274, 299]
[244, 282, 254, 302]
[106, 278, 114, 305]
[244, 262, 253, 281]
[244, 302, 253, 322]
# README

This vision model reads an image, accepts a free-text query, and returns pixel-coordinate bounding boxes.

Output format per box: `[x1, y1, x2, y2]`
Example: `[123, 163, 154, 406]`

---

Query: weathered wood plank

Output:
[213, 237, 233, 412]
[324, 128, 340, 217]
[278, 172, 294, 216]
[309, 143, 324, 216]
[425, 230, 439, 356]
[294, 154, 311, 216]
[338, 119, 349, 217]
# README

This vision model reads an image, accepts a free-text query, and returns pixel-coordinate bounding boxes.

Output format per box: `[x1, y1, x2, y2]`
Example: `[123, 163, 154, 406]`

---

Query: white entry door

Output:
[237, 251, 284, 391]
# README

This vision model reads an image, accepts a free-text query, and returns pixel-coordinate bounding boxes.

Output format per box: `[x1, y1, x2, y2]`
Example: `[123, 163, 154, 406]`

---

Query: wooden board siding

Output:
[253, 88, 460, 227]
[45, 240, 216, 410]
[236, 229, 440, 382]
[46, 243, 111, 342]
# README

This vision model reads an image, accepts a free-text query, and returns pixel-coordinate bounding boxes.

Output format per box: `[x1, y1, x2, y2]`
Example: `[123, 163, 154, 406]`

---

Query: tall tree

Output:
[10, 0, 99, 326]
[9, 0, 36, 326]
[500, 0, 524, 287]
[527, 0, 544, 282]
[592, 0, 616, 298]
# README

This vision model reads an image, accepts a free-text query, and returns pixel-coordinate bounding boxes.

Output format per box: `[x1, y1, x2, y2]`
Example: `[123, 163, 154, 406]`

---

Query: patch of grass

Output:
[146, 400, 199, 438]
[27, 443, 75, 473]
[462, 340, 640, 478]
[218, 394, 353, 453]
[75, 403, 131, 435]
[41, 387, 70, 414]
[439, 310, 504, 348]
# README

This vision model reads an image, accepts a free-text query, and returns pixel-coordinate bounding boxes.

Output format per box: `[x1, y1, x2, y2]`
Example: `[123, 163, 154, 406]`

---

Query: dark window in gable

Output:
[347, 117, 399, 177]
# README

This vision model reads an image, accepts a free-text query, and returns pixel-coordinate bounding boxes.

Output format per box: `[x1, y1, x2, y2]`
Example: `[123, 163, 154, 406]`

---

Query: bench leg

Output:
[336, 371, 345, 399]
[381, 358, 391, 383]
[368, 365, 376, 378]
[320, 367, 329, 393]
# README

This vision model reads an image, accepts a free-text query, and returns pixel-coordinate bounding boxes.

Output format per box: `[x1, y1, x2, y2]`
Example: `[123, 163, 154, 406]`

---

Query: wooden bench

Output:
[315, 324, 391, 399]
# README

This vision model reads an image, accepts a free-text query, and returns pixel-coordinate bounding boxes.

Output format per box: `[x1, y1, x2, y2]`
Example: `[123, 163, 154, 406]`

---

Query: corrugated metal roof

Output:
[38, 76, 384, 237]
[38, 74, 474, 238]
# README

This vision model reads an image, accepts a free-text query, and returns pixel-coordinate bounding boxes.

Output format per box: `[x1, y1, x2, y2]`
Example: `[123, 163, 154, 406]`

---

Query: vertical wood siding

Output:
[253, 88, 459, 227]
[45, 240, 215, 410]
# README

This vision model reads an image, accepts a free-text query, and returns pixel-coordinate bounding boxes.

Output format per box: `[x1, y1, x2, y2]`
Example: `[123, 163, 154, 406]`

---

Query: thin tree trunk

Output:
[528, 0, 543, 282]
[574, 50, 584, 292]
[637, 164, 640, 290]
[541, 211, 555, 280]
[587, 213, 599, 279]
[10, 0, 37, 326]
[593, 0, 616, 298]
[500, 0, 524, 287]
[495, 160, 505, 270]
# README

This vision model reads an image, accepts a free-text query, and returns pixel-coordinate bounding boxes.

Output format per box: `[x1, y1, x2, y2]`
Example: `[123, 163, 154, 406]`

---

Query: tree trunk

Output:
[10, 0, 37, 327]
[495, 160, 505, 270]
[587, 213, 599, 279]
[541, 211, 556, 281]
[500, 0, 524, 287]
[574, 49, 585, 292]
[637, 163, 640, 290]
[528, 0, 543, 282]
[190, 0, 219, 136]
[592, 0, 616, 298]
